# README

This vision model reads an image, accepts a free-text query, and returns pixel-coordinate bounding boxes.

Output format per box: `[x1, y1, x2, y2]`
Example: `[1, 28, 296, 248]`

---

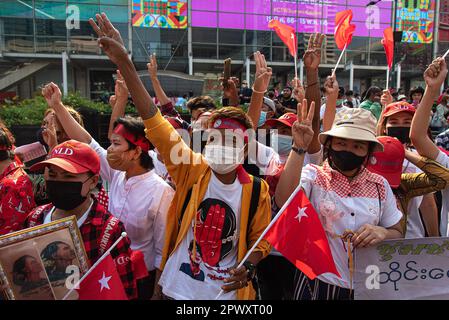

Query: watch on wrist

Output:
[291, 146, 306, 155]
[243, 261, 257, 281]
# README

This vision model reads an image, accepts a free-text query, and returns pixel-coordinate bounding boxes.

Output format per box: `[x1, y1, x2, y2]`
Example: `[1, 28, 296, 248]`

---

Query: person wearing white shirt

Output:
[276, 107, 403, 300]
[44, 83, 174, 299]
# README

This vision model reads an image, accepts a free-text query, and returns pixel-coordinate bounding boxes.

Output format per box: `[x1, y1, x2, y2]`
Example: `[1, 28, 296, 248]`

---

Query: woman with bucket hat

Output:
[275, 105, 403, 300]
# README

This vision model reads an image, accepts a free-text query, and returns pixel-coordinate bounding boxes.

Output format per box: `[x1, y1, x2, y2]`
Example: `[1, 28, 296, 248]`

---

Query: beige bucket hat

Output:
[319, 107, 384, 152]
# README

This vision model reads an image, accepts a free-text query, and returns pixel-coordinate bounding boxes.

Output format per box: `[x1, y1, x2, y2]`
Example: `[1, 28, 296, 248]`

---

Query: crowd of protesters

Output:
[3, 13, 449, 301]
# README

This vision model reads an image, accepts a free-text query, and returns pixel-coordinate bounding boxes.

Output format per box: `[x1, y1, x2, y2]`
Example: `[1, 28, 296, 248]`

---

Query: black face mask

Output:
[46, 179, 90, 211]
[386, 127, 411, 144]
[329, 148, 366, 172]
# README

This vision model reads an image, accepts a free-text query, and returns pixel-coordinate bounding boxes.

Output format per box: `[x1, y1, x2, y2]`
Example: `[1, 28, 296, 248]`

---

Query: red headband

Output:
[113, 124, 151, 153]
[211, 118, 249, 143]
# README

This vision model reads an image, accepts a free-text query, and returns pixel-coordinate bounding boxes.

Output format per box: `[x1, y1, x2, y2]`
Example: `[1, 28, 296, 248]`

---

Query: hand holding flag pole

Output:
[62, 232, 128, 300]
[215, 186, 305, 300]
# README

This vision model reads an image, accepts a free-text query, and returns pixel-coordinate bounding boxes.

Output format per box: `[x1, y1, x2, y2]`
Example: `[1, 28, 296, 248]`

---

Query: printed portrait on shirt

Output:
[180, 198, 237, 282]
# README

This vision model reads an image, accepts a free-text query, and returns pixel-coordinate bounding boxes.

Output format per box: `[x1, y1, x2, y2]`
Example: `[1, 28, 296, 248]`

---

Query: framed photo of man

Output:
[0, 216, 89, 300]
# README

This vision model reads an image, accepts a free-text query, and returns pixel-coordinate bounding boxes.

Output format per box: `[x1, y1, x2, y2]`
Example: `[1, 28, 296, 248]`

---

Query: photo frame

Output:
[0, 216, 89, 300]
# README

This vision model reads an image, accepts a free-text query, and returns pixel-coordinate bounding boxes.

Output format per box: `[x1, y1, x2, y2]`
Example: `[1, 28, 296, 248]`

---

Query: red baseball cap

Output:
[30, 140, 100, 175]
[265, 113, 298, 128]
[366, 136, 404, 188]
[382, 101, 416, 119]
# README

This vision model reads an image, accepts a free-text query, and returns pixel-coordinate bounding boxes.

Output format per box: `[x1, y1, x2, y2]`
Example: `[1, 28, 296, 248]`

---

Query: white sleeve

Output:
[379, 180, 403, 228]
[299, 164, 318, 198]
[304, 148, 322, 166]
[153, 185, 174, 269]
[252, 141, 281, 176]
[89, 138, 118, 184]
[320, 104, 326, 120]
[436, 150, 449, 169]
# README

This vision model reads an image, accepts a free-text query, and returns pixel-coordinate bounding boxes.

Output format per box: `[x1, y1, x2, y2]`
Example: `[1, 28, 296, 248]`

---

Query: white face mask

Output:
[203, 144, 245, 174]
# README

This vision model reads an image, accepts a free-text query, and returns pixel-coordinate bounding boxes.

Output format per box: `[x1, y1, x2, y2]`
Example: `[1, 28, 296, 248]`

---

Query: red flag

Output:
[77, 254, 127, 300]
[382, 27, 394, 69]
[264, 188, 340, 280]
[268, 19, 297, 57]
[334, 9, 356, 50]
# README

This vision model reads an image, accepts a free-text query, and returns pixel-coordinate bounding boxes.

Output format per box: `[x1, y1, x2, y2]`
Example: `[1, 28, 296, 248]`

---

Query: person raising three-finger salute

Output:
[275, 104, 403, 300]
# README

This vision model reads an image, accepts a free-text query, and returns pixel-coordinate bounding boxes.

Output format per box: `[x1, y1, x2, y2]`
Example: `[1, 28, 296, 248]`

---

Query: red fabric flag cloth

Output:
[268, 19, 297, 57]
[131, 250, 149, 280]
[382, 27, 394, 69]
[77, 254, 128, 300]
[334, 9, 356, 50]
[264, 188, 340, 280]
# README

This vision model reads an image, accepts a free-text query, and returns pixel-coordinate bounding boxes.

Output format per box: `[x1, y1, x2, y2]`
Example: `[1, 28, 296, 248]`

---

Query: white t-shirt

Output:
[402, 154, 425, 239]
[435, 150, 449, 236]
[90, 139, 175, 271]
[159, 172, 243, 300]
[300, 162, 402, 288]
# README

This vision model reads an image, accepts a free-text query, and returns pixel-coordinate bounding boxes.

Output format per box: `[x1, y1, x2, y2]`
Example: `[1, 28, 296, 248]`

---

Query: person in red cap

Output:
[0, 125, 35, 236]
[41, 81, 174, 300]
[367, 136, 449, 237]
[377, 101, 440, 238]
[89, 13, 271, 300]
[24, 140, 137, 299]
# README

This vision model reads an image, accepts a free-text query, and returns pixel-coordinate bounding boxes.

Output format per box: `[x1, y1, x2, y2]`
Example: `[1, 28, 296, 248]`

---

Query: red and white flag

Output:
[77, 254, 127, 300]
[268, 19, 297, 58]
[264, 187, 340, 280]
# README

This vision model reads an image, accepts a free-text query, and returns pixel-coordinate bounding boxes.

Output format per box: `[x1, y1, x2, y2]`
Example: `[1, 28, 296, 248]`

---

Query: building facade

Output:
[0, 0, 442, 100]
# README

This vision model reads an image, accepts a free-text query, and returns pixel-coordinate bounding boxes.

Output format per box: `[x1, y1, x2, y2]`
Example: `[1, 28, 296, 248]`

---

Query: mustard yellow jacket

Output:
[144, 111, 272, 300]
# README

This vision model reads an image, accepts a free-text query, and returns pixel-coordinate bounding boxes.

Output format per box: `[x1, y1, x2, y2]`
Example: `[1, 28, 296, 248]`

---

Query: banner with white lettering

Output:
[354, 237, 449, 300]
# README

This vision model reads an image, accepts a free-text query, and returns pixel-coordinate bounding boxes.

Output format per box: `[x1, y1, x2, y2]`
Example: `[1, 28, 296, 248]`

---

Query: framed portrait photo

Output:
[0, 216, 89, 300]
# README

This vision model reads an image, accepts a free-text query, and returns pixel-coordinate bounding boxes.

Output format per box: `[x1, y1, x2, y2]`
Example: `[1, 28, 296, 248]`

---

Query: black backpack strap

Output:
[247, 176, 261, 236]
[178, 188, 193, 228]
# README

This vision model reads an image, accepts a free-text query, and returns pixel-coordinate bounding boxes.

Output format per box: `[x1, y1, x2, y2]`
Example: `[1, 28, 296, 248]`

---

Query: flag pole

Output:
[62, 232, 128, 300]
[293, 34, 298, 80]
[386, 67, 390, 90]
[332, 43, 347, 77]
[215, 185, 303, 300]
[443, 48, 449, 59]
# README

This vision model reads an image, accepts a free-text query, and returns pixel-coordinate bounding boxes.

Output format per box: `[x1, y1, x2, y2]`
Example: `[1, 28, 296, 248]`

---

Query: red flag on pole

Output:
[268, 19, 297, 57]
[264, 188, 340, 280]
[334, 9, 356, 50]
[77, 254, 127, 300]
[382, 27, 394, 69]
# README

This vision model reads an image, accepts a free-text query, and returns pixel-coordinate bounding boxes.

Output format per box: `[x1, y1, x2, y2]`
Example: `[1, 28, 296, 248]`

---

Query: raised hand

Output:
[147, 54, 158, 80]
[223, 77, 239, 100]
[380, 89, 393, 107]
[42, 113, 58, 149]
[253, 51, 272, 93]
[303, 33, 325, 70]
[115, 70, 128, 102]
[292, 78, 305, 102]
[424, 57, 448, 89]
[89, 13, 128, 65]
[42, 82, 62, 108]
[109, 94, 117, 110]
[292, 99, 315, 150]
[89, 12, 124, 46]
[324, 74, 339, 98]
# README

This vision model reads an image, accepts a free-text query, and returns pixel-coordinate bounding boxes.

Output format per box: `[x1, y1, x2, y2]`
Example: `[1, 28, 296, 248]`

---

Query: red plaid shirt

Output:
[0, 162, 35, 235]
[25, 198, 137, 300]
